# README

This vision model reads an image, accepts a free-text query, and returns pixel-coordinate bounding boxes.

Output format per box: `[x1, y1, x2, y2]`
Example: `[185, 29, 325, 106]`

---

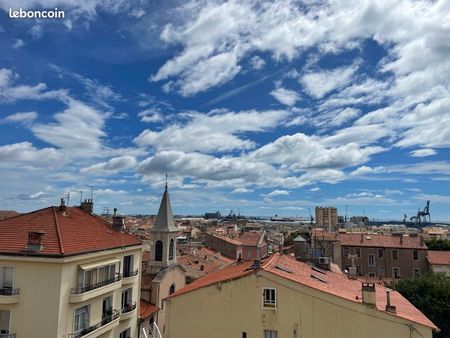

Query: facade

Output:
[427, 250, 450, 277]
[205, 232, 268, 260]
[340, 233, 427, 279]
[315, 206, 338, 230]
[164, 253, 437, 338]
[139, 184, 186, 337]
[0, 200, 142, 338]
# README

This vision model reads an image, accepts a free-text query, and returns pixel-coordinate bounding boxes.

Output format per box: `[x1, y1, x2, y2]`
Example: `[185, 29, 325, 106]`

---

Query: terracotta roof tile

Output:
[0, 206, 141, 257]
[427, 250, 450, 265]
[140, 299, 159, 319]
[339, 233, 426, 249]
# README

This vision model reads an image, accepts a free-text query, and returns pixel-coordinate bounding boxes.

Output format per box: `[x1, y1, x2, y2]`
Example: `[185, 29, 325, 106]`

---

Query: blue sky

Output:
[1, 0, 450, 220]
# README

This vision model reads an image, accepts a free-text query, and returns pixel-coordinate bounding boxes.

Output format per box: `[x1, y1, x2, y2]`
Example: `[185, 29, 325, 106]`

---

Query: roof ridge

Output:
[52, 206, 65, 254]
[0, 206, 52, 222]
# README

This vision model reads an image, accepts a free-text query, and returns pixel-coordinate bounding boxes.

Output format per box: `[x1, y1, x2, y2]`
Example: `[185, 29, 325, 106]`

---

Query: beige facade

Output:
[164, 270, 433, 338]
[0, 246, 142, 338]
[315, 207, 338, 230]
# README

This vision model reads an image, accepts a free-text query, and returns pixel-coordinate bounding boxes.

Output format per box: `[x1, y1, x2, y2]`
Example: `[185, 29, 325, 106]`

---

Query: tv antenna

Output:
[88, 185, 94, 200]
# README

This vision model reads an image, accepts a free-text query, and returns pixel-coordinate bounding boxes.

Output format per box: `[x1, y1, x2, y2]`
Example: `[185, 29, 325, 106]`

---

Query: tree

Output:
[425, 239, 450, 251]
[395, 273, 450, 337]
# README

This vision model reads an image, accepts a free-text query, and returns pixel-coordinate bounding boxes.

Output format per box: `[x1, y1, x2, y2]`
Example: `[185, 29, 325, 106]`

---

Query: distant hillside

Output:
[0, 210, 20, 220]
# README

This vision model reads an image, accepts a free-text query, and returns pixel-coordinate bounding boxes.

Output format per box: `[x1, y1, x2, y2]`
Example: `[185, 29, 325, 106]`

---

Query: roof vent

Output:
[27, 231, 46, 251]
[59, 198, 66, 212]
[385, 289, 397, 314]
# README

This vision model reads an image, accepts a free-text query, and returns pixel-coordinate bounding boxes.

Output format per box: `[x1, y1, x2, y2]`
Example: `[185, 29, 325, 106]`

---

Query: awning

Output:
[80, 258, 120, 270]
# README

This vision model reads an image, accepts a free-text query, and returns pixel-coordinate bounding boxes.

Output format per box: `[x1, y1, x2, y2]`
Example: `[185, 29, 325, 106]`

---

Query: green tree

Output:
[425, 239, 450, 251]
[395, 273, 450, 337]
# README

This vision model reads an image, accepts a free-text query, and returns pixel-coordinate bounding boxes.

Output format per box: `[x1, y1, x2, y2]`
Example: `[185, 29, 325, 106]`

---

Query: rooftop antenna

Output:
[89, 185, 94, 200]
[79, 190, 83, 204]
[66, 191, 71, 207]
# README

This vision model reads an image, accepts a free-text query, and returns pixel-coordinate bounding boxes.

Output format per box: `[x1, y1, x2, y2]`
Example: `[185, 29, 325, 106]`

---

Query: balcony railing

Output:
[0, 288, 19, 296]
[121, 302, 137, 314]
[123, 269, 139, 278]
[70, 275, 122, 295]
[68, 310, 120, 338]
[0, 334, 16, 338]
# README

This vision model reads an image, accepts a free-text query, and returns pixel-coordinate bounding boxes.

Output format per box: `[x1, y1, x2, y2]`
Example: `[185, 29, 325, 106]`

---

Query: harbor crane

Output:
[409, 200, 431, 226]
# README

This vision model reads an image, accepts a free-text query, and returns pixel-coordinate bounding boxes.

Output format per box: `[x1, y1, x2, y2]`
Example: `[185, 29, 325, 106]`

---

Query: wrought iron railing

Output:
[67, 310, 120, 337]
[123, 269, 139, 278]
[0, 288, 19, 296]
[121, 302, 137, 314]
[70, 275, 122, 294]
[0, 333, 16, 338]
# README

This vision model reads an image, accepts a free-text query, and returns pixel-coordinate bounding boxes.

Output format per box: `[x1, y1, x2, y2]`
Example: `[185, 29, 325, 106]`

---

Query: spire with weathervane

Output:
[151, 174, 178, 233]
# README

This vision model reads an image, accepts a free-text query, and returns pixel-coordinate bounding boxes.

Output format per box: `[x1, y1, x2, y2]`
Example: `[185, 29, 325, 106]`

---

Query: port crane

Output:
[409, 200, 431, 226]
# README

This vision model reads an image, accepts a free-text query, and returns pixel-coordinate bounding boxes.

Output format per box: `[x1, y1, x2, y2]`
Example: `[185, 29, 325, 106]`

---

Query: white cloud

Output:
[134, 109, 289, 153]
[267, 190, 289, 197]
[138, 108, 165, 123]
[231, 187, 253, 194]
[300, 64, 359, 99]
[250, 56, 265, 69]
[12, 39, 24, 49]
[270, 87, 300, 106]
[409, 149, 437, 158]
[2, 111, 37, 125]
[80, 156, 137, 175]
[0, 142, 64, 166]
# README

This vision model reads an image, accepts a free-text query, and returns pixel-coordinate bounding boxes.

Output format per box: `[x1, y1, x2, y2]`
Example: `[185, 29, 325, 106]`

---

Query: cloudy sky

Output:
[1, 0, 450, 220]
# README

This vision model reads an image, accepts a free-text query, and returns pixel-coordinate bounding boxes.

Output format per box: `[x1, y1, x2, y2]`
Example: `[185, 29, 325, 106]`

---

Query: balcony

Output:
[0, 334, 16, 338]
[0, 288, 20, 304]
[120, 302, 137, 320]
[67, 310, 120, 338]
[70, 276, 122, 303]
[122, 269, 139, 285]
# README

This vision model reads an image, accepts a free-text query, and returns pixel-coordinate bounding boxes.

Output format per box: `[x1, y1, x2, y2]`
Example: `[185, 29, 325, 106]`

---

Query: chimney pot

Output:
[80, 199, 94, 214]
[59, 198, 66, 212]
[362, 282, 376, 306]
[385, 289, 397, 313]
[112, 210, 125, 231]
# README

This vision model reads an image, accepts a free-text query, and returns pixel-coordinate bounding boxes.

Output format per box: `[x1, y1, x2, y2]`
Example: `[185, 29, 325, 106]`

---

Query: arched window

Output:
[155, 240, 163, 261]
[169, 239, 174, 260]
[169, 283, 176, 295]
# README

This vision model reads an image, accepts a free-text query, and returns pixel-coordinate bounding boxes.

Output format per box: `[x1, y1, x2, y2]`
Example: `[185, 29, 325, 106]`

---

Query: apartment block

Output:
[164, 253, 437, 338]
[315, 206, 338, 230]
[340, 233, 427, 279]
[0, 200, 142, 338]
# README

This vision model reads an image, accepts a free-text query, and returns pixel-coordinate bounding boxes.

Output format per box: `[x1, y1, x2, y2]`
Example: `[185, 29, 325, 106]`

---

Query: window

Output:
[102, 296, 113, 318]
[169, 283, 176, 295]
[264, 330, 278, 338]
[122, 288, 133, 308]
[393, 267, 400, 279]
[74, 305, 90, 333]
[242, 333, 247, 338]
[356, 266, 361, 275]
[123, 255, 134, 277]
[0, 266, 14, 290]
[263, 288, 276, 309]
[368, 254, 375, 266]
[169, 239, 175, 261]
[155, 241, 163, 261]
[392, 250, 399, 260]
[414, 268, 420, 278]
[354, 248, 361, 258]
[343, 247, 349, 258]
[413, 250, 419, 261]
[0, 310, 11, 334]
[378, 266, 385, 277]
[77, 263, 116, 289]
[377, 249, 384, 259]
[120, 328, 131, 338]
[369, 272, 376, 277]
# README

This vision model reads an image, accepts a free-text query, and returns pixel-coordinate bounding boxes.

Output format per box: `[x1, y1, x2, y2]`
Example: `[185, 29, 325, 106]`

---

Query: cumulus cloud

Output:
[80, 156, 137, 175]
[0, 142, 64, 166]
[2, 111, 38, 125]
[409, 149, 437, 158]
[267, 190, 289, 197]
[270, 86, 300, 106]
[12, 39, 25, 49]
[134, 109, 289, 153]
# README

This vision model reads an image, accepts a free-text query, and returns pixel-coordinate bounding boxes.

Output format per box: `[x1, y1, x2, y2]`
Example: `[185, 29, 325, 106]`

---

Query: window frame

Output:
[377, 249, 384, 259]
[0, 309, 12, 334]
[74, 305, 90, 333]
[354, 247, 361, 258]
[368, 254, 375, 267]
[413, 250, 419, 261]
[393, 267, 400, 279]
[392, 250, 399, 260]
[155, 240, 163, 261]
[0, 266, 15, 289]
[262, 288, 277, 309]
[263, 329, 278, 338]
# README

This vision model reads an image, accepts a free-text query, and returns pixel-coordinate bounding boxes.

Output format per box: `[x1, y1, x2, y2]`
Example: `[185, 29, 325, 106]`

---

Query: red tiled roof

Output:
[140, 299, 159, 319]
[0, 206, 141, 257]
[339, 233, 426, 249]
[167, 253, 438, 331]
[427, 251, 450, 265]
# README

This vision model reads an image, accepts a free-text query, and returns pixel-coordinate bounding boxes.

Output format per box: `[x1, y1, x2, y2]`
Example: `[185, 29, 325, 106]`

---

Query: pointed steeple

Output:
[151, 181, 178, 232]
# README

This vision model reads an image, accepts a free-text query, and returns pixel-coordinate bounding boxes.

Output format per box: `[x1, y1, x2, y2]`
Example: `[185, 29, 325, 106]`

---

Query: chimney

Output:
[27, 231, 46, 251]
[385, 289, 397, 314]
[360, 233, 364, 242]
[251, 259, 261, 269]
[59, 198, 66, 212]
[400, 235, 403, 245]
[80, 199, 94, 214]
[362, 282, 376, 306]
[112, 209, 125, 231]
